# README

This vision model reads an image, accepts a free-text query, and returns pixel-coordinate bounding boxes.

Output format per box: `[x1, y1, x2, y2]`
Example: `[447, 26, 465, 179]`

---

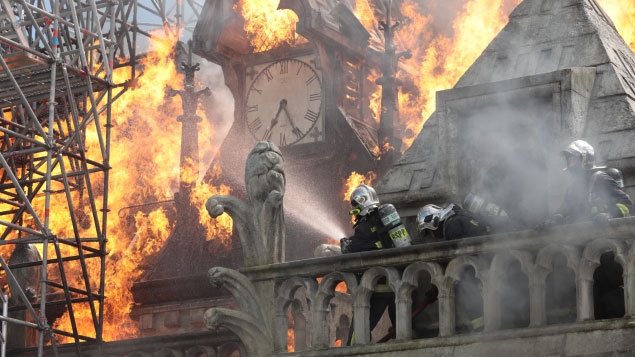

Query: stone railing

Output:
[241, 217, 635, 355]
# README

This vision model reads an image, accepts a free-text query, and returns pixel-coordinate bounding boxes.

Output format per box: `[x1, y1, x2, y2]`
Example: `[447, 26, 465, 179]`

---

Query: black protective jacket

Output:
[439, 207, 489, 241]
[556, 169, 632, 223]
[343, 209, 394, 253]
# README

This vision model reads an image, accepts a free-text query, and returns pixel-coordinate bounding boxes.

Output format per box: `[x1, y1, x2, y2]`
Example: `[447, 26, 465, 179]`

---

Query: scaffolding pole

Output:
[0, 0, 204, 355]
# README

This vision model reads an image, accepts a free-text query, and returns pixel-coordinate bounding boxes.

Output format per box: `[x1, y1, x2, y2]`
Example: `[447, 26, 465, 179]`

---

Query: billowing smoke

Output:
[459, 97, 567, 229]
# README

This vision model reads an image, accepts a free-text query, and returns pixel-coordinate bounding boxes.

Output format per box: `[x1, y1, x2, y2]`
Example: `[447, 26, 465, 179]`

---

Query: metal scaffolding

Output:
[0, 0, 203, 355]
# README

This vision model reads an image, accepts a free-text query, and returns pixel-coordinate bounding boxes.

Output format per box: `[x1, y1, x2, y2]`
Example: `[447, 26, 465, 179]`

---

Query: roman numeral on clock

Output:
[248, 118, 262, 131]
[263, 68, 274, 82]
[305, 74, 318, 86]
[304, 110, 318, 122]
[279, 60, 288, 74]
[292, 127, 303, 138]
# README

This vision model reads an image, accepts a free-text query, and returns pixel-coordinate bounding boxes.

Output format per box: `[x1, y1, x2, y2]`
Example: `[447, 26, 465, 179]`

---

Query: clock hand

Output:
[280, 99, 303, 137]
[269, 99, 286, 130]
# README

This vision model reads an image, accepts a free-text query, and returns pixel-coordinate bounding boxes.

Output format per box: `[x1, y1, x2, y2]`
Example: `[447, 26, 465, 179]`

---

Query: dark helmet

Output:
[562, 140, 595, 171]
[606, 168, 624, 188]
[349, 184, 380, 216]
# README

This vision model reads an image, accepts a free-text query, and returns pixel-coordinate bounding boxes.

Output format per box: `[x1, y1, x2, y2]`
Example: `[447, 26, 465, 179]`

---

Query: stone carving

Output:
[205, 141, 285, 266]
[207, 267, 267, 325]
[204, 267, 272, 356]
[203, 141, 285, 355]
[8, 243, 41, 306]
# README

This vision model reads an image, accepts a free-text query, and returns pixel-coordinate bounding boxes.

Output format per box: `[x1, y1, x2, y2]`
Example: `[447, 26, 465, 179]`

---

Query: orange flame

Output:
[235, 0, 306, 52]
[49, 29, 233, 342]
[343, 171, 377, 203]
[42, 0, 635, 344]
[599, 0, 635, 50]
[287, 309, 295, 352]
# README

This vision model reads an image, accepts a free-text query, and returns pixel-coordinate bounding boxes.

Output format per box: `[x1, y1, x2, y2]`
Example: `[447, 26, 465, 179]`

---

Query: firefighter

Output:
[416, 203, 488, 241]
[340, 184, 410, 345]
[340, 184, 393, 254]
[537, 140, 632, 228]
[415, 203, 488, 333]
[535, 140, 631, 320]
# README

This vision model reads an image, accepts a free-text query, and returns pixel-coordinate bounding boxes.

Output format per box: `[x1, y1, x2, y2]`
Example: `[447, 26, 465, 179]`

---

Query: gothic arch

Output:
[535, 244, 580, 281]
[352, 266, 401, 345]
[275, 277, 318, 352]
[580, 238, 628, 321]
[580, 238, 627, 279]
[311, 271, 358, 348]
[486, 250, 533, 331]
[399, 261, 444, 339]
[536, 244, 580, 325]
[443, 255, 488, 336]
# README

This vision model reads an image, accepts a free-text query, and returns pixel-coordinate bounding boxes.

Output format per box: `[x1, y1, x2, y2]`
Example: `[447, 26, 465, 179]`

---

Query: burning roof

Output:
[375, 0, 635, 217]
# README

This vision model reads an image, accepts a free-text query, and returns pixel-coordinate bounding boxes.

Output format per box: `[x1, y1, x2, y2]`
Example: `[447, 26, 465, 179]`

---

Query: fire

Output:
[233, 0, 634, 153]
[287, 309, 295, 352]
[235, 0, 307, 52]
[35, 0, 635, 345]
[49, 29, 232, 342]
[391, 0, 522, 149]
[599, 0, 635, 50]
[194, 164, 233, 246]
[344, 171, 377, 203]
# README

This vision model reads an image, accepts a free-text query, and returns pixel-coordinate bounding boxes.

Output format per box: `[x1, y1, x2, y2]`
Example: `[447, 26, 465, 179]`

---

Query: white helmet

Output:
[417, 204, 442, 231]
[417, 204, 457, 232]
[562, 140, 595, 170]
[350, 184, 380, 216]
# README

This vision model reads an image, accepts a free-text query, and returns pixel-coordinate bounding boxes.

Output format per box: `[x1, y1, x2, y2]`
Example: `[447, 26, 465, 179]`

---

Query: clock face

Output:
[245, 58, 322, 147]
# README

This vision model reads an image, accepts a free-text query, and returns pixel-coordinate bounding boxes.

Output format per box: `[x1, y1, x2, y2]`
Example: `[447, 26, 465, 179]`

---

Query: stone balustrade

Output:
[241, 217, 635, 355]
[41, 217, 635, 356]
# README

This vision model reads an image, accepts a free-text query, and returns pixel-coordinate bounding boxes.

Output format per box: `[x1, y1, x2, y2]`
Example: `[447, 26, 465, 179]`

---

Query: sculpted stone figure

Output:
[204, 267, 272, 356]
[8, 243, 41, 306]
[205, 141, 285, 266]
[204, 142, 285, 355]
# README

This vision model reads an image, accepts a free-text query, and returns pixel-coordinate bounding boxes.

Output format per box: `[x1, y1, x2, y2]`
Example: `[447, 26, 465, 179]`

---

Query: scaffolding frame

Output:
[0, 0, 204, 355]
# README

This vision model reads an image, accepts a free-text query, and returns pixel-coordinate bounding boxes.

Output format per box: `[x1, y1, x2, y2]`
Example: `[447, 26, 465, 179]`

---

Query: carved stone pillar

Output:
[395, 290, 412, 340]
[483, 274, 500, 332]
[577, 276, 594, 321]
[437, 282, 455, 337]
[352, 292, 372, 345]
[529, 277, 546, 327]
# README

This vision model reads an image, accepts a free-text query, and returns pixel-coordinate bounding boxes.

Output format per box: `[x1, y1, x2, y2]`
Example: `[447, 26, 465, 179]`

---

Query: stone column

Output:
[395, 291, 412, 340]
[438, 285, 455, 337]
[529, 277, 546, 327]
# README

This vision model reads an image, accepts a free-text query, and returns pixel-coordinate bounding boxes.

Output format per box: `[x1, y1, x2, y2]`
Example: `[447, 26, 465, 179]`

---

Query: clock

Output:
[245, 57, 323, 147]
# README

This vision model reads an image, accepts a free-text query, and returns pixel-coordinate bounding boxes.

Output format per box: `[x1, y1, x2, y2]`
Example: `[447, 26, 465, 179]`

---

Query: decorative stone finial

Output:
[205, 140, 285, 266]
